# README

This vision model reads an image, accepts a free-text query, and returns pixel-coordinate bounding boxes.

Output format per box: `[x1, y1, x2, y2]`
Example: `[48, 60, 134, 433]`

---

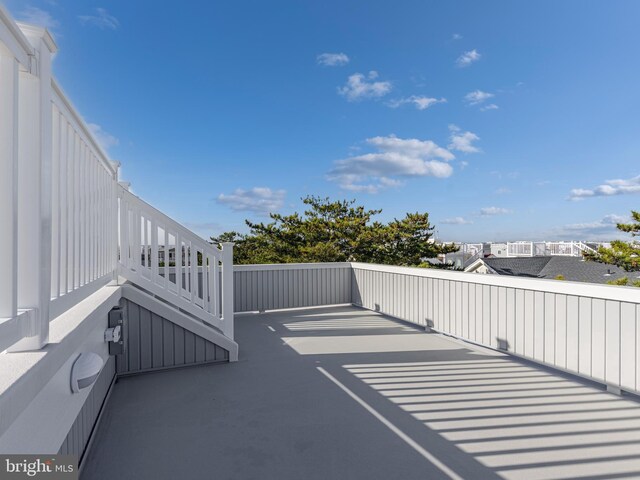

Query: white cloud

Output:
[481, 103, 499, 111]
[217, 188, 285, 215]
[456, 49, 481, 67]
[569, 175, 640, 200]
[338, 71, 392, 101]
[563, 214, 628, 233]
[317, 53, 349, 66]
[19, 6, 59, 29]
[480, 206, 511, 216]
[465, 90, 494, 105]
[78, 8, 119, 30]
[452, 33, 463, 40]
[442, 216, 473, 225]
[387, 96, 446, 110]
[494, 187, 511, 194]
[87, 123, 119, 150]
[327, 135, 455, 193]
[448, 124, 481, 153]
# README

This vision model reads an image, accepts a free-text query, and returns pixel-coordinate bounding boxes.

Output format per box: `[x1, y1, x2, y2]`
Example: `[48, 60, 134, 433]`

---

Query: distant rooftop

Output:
[482, 256, 630, 284]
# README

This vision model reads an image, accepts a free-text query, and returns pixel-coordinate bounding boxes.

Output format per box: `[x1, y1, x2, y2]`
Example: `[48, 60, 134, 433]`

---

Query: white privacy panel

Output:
[351, 262, 640, 395]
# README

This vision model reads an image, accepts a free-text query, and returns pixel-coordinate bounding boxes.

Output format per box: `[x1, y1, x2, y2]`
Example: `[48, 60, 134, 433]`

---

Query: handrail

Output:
[117, 186, 234, 338]
[0, 4, 34, 67]
[51, 79, 117, 177]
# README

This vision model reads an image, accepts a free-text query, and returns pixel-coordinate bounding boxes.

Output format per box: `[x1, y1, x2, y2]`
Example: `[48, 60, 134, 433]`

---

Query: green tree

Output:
[211, 196, 457, 266]
[585, 210, 640, 271]
[606, 277, 640, 288]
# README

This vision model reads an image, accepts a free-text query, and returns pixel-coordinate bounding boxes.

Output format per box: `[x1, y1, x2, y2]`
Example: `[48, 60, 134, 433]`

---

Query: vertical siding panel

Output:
[514, 289, 525, 355]
[174, 326, 185, 365]
[184, 330, 196, 364]
[151, 313, 163, 368]
[195, 336, 206, 362]
[234, 271, 241, 312]
[205, 341, 216, 361]
[425, 278, 433, 328]
[544, 293, 555, 364]
[468, 283, 477, 341]
[497, 287, 507, 349]
[505, 288, 515, 353]
[215, 344, 225, 361]
[139, 306, 152, 370]
[455, 282, 463, 336]
[578, 297, 593, 377]
[534, 291, 545, 362]
[482, 285, 491, 345]
[128, 302, 141, 372]
[605, 300, 621, 386]
[555, 294, 567, 369]
[461, 282, 469, 338]
[620, 302, 636, 391]
[442, 280, 450, 333]
[637, 304, 640, 392]
[418, 277, 425, 326]
[280, 269, 286, 310]
[490, 286, 499, 349]
[162, 318, 174, 367]
[566, 295, 580, 373]
[475, 284, 483, 343]
[591, 298, 606, 381]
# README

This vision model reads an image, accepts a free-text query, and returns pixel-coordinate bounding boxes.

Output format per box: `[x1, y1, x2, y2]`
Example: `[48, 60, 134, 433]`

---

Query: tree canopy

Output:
[211, 196, 458, 266]
[585, 210, 640, 272]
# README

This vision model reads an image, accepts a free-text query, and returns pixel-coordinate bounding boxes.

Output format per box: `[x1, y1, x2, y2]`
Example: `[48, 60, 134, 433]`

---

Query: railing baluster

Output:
[190, 242, 196, 302]
[151, 219, 158, 281]
[202, 252, 209, 313]
[212, 254, 219, 317]
[175, 232, 182, 294]
[163, 226, 168, 289]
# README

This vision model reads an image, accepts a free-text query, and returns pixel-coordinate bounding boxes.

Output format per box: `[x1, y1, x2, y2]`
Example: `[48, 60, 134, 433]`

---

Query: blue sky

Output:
[8, 0, 640, 242]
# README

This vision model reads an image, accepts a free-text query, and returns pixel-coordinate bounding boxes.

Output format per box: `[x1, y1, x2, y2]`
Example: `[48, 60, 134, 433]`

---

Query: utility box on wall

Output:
[107, 307, 126, 356]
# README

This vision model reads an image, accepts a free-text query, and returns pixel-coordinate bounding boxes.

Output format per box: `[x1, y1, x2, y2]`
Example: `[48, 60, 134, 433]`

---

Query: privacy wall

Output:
[351, 262, 640, 395]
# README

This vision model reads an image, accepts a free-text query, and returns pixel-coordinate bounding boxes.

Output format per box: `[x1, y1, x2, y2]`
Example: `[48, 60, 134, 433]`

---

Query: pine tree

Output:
[585, 210, 640, 271]
[211, 196, 458, 266]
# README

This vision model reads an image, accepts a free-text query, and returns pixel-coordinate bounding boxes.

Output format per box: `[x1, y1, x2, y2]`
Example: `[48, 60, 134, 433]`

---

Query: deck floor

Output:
[83, 305, 640, 480]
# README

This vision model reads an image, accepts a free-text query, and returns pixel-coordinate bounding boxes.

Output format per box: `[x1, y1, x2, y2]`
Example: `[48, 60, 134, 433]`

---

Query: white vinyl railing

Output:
[118, 186, 234, 338]
[48, 81, 119, 320]
[0, 11, 61, 351]
[507, 241, 534, 257]
[507, 241, 598, 258]
[0, 9, 235, 351]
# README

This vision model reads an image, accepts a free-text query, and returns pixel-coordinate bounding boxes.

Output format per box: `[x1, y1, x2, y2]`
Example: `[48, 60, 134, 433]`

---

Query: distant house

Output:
[464, 256, 630, 285]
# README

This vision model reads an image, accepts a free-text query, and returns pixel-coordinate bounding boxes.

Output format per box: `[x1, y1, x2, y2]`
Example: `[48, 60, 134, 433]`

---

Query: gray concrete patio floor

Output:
[82, 305, 640, 480]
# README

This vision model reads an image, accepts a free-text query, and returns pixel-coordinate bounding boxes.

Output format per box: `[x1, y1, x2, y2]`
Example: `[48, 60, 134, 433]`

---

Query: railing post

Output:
[10, 25, 57, 351]
[0, 51, 19, 321]
[221, 242, 235, 343]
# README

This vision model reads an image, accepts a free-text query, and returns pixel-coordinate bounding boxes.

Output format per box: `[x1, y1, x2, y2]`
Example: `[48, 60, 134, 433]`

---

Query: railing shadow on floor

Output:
[263, 307, 640, 480]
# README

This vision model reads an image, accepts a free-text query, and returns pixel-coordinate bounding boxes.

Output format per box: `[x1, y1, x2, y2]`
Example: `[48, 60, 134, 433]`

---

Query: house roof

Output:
[481, 256, 630, 284]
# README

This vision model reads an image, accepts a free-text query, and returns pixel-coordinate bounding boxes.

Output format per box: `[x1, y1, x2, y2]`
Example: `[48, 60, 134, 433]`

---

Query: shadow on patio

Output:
[82, 305, 640, 480]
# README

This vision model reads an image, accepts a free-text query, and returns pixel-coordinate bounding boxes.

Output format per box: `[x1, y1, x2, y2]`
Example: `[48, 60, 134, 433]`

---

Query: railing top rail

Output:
[118, 186, 222, 258]
[234, 262, 352, 271]
[51, 79, 117, 177]
[0, 5, 35, 66]
[350, 262, 640, 304]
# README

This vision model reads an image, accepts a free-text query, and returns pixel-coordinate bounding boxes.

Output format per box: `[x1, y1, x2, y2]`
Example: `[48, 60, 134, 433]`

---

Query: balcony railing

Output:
[507, 241, 598, 257]
[233, 262, 640, 397]
[0, 9, 235, 352]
